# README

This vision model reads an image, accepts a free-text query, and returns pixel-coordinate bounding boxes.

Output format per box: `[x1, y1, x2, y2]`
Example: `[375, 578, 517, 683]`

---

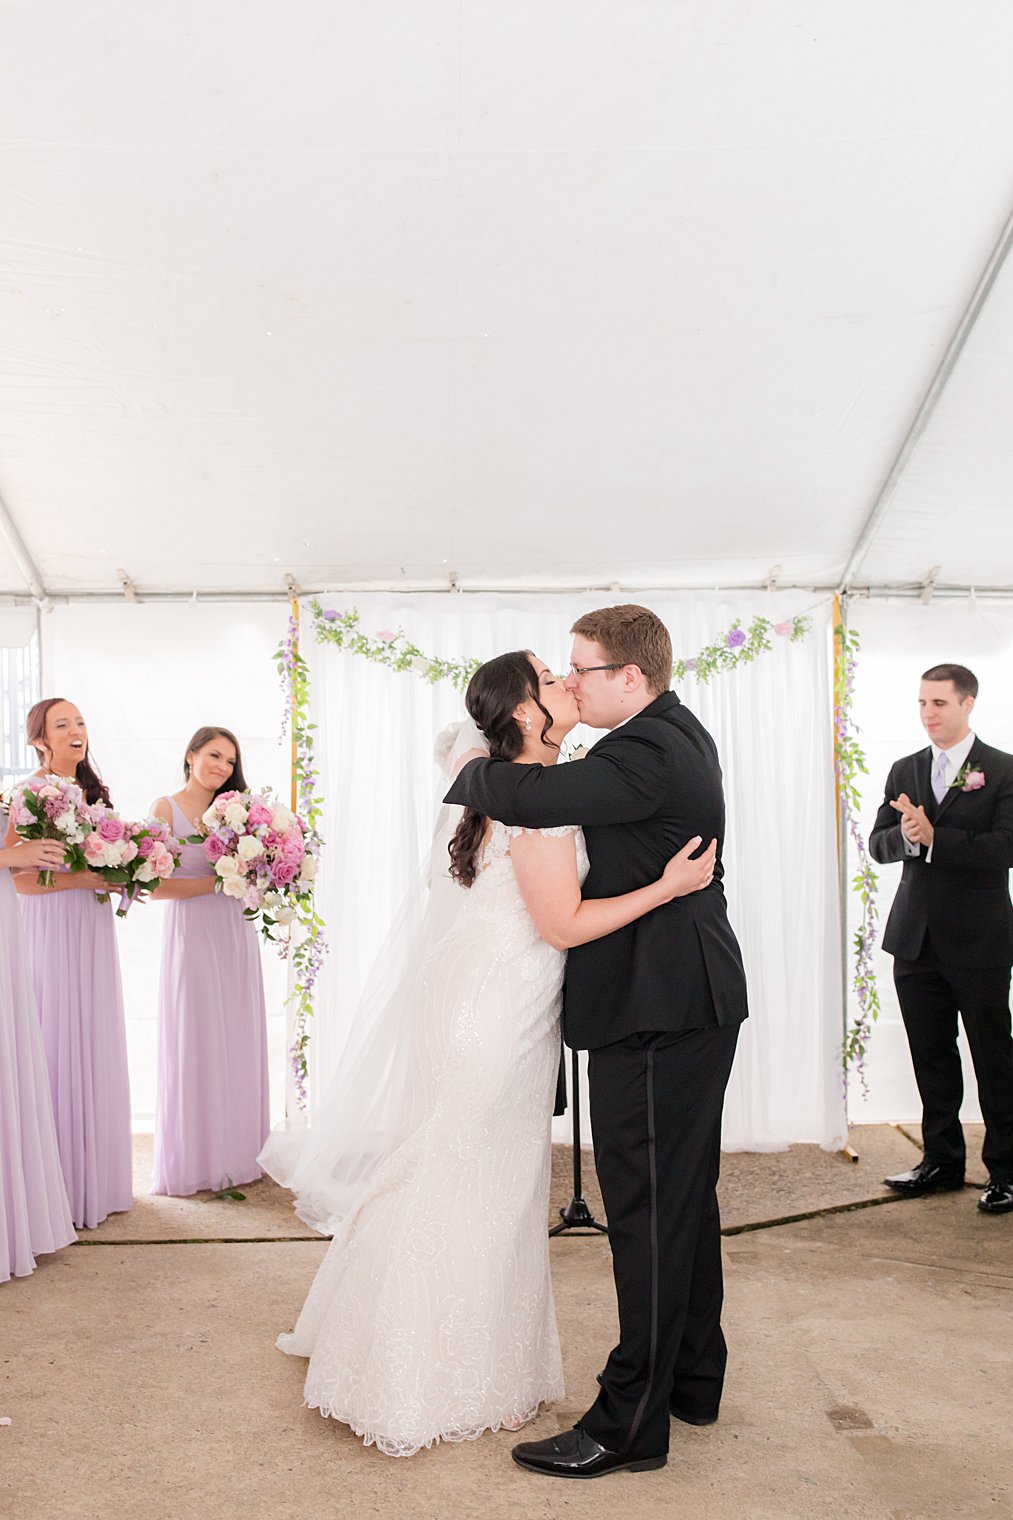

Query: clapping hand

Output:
[890, 792, 934, 847]
[661, 837, 717, 900]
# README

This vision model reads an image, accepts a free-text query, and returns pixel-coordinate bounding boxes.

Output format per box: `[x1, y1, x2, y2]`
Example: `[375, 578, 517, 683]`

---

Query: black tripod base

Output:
[550, 1045, 609, 1236]
[549, 1195, 609, 1237]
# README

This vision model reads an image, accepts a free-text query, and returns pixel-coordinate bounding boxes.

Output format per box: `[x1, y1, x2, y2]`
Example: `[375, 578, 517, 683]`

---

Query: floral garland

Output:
[275, 610, 328, 1109]
[309, 599, 812, 687]
[834, 618, 880, 1089]
[673, 612, 811, 682]
[310, 600, 480, 691]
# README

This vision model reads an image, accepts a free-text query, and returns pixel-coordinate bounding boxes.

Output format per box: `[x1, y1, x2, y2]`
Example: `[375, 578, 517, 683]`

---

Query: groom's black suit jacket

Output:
[445, 691, 748, 1051]
[869, 737, 1013, 968]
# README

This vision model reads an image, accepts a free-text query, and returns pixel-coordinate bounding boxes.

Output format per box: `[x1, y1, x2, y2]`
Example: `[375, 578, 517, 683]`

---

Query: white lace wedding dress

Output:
[277, 820, 588, 1457]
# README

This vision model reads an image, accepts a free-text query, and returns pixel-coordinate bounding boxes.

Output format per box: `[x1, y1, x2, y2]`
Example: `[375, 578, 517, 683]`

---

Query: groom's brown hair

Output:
[570, 604, 672, 696]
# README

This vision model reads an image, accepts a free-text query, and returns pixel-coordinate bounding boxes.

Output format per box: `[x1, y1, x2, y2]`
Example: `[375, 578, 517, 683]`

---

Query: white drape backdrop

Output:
[301, 590, 845, 1152]
[846, 598, 1013, 1127]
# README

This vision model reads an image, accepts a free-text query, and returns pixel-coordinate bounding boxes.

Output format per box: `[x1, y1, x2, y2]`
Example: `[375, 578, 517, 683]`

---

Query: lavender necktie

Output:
[931, 750, 949, 805]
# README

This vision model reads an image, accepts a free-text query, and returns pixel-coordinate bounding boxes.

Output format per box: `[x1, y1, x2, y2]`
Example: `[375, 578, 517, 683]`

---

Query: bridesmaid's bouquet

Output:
[8, 776, 95, 887]
[83, 812, 183, 916]
[199, 787, 319, 948]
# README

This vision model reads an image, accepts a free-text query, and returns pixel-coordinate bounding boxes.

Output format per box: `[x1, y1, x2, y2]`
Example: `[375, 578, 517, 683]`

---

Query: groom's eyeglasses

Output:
[568, 663, 626, 677]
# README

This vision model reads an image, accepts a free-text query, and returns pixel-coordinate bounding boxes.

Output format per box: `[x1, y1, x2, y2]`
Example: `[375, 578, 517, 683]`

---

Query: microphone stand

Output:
[549, 1045, 608, 1237]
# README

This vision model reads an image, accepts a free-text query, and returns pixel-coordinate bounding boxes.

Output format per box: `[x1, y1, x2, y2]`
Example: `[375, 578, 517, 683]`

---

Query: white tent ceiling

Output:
[1, 1, 1012, 600]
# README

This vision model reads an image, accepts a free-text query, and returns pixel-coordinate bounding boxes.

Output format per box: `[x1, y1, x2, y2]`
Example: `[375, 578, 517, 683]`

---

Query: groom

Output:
[446, 604, 748, 1477]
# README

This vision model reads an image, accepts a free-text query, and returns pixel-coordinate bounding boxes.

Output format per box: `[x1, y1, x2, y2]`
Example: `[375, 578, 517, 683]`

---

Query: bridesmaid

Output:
[0, 824, 76, 1282]
[12, 698, 134, 1230]
[150, 726, 270, 1197]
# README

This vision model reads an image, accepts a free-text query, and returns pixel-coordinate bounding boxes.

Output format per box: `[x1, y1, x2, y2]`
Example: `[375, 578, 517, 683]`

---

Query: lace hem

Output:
[302, 1387, 566, 1458]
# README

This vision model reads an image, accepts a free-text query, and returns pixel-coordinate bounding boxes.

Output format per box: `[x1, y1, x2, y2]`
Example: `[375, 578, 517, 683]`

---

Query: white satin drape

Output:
[297, 590, 844, 1151]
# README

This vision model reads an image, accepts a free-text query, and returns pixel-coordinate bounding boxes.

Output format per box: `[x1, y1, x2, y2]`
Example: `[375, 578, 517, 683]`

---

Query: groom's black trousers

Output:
[580, 1025, 739, 1458]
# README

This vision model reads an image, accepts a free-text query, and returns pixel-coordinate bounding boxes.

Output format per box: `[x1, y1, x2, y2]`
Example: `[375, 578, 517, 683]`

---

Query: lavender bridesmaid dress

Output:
[0, 854, 76, 1282]
[18, 865, 133, 1232]
[151, 798, 270, 1197]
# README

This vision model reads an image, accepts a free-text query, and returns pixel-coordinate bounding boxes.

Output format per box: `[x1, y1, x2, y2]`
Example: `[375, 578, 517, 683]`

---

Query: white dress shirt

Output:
[905, 729, 976, 862]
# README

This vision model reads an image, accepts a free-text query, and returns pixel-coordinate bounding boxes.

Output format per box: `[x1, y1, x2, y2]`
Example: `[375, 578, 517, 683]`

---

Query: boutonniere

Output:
[948, 762, 985, 792]
[565, 742, 589, 763]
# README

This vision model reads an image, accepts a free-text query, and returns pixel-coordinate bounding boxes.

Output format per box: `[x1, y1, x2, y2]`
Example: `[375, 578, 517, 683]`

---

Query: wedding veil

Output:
[259, 716, 489, 1234]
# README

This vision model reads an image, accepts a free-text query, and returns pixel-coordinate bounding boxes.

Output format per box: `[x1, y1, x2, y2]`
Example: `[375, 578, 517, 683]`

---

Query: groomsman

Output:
[870, 663, 1013, 1214]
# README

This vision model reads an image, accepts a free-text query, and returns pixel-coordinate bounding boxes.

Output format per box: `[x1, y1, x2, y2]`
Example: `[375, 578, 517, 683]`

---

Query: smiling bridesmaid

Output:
[11, 699, 133, 1230]
[149, 726, 270, 1198]
[0, 820, 76, 1282]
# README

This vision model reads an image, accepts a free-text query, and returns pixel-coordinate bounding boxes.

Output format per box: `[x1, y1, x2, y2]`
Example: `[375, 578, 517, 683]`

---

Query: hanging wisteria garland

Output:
[279, 597, 879, 1098]
[834, 618, 881, 1092]
[274, 610, 328, 1108]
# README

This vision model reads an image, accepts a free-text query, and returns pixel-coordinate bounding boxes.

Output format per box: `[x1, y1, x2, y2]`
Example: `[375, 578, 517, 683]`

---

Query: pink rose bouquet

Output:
[9, 776, 94, 887]
[198, 787, 320, 949]
[84, 811, 184, 916]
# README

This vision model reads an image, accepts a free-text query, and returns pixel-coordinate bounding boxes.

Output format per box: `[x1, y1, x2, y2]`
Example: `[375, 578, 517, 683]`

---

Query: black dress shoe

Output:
[978, 1177, 1013, 1214]
[511, 1426, 667, 1478]
[883, 1159, 964, 1196]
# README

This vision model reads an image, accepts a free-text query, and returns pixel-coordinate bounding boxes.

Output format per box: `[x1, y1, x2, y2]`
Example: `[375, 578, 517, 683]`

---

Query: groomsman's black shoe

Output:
[511, 1426, 667, 1478]
[978, 1177, 1013, 1214]
[670, 1401, 719, 1426]
[883, 1160, 965, 1196]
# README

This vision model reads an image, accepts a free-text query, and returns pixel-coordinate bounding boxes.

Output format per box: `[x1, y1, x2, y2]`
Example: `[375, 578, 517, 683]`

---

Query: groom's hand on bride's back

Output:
[660, 837, 717, 900]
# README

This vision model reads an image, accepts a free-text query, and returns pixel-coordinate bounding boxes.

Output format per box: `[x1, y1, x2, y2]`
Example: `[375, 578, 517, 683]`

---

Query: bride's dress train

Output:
[275, 821, 586, 1456]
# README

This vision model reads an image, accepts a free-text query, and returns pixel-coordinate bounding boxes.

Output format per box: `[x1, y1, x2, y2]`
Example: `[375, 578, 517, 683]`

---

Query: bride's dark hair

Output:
[448, 651, 558, 889]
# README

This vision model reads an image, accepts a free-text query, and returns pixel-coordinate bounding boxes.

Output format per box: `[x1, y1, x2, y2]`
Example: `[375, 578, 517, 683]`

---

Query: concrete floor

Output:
[2, 1126, 1010, 1520]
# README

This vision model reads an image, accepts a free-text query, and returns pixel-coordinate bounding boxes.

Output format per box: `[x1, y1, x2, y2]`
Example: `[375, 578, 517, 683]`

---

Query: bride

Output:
[261, 650, 715, 1457]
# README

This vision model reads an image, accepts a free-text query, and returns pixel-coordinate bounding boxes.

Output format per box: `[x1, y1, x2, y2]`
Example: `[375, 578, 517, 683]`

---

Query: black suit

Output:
[446, 691, 748, 1458]
[869, 736, 1013, 1179]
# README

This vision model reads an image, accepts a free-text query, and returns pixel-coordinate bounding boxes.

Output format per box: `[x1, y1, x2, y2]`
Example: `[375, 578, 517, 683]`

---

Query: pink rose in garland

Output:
[197, 787, 321, 953]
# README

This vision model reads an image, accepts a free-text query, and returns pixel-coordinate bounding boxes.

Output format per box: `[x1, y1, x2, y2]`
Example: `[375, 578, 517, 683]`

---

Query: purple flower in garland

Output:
[726, 628, 747, 649]
[322, 608, 341, 622]
[683, 658, 697, 673]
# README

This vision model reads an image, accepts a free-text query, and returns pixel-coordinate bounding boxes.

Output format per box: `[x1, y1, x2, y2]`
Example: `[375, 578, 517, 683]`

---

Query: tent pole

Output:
[838, 197, 1013, 593]
[289, 595, 300, 815]
[3, 581, 1013, 605]
[0, 493, 47, 603]
[833, 596, 859, 1161]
